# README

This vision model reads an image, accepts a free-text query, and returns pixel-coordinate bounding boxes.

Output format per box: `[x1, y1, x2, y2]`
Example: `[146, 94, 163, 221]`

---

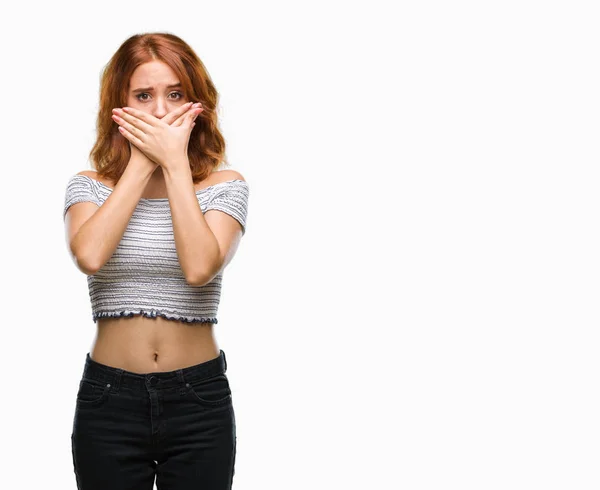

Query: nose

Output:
[152, 98, 169, 119]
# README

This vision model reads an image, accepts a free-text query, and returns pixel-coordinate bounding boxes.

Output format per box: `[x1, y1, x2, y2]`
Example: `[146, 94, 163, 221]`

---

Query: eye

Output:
[135, 92, 184, 102]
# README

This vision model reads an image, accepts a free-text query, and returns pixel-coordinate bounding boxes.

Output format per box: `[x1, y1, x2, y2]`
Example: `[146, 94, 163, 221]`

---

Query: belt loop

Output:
[221, 349, 227, 371]
[112, 368, 123, 392]
[177, 369, 187, 395]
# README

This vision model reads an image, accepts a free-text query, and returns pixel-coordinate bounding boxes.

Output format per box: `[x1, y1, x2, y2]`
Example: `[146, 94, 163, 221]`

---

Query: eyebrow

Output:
[132, 83, 182, 93]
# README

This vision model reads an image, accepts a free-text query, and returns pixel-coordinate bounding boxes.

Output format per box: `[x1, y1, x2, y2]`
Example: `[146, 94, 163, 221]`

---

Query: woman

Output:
[63, 32, 249, 489]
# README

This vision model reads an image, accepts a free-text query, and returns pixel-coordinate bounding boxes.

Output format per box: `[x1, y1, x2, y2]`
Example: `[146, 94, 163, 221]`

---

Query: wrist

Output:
[126, 155, 158, 181]
[130, 152, 158, 170]
[162, 156, 191, 179]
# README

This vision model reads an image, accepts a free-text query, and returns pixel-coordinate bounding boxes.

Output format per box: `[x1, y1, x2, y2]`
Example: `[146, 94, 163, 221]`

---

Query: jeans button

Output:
[149, 376, 159, 386]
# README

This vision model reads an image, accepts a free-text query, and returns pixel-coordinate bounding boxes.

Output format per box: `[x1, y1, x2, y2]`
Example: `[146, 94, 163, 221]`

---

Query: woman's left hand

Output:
[111, 102, 203, 171]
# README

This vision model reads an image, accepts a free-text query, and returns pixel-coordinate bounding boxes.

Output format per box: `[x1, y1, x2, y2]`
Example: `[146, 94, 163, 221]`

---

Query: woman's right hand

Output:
[125, 102, 200, 171]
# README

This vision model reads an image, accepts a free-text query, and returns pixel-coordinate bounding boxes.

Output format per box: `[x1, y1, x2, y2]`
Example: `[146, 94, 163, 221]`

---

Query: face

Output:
[126, 60, 189, 119]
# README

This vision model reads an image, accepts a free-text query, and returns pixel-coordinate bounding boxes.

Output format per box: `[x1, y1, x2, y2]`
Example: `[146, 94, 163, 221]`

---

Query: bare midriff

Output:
[90, 316, 220, 374]
[86, 169, 231, 374]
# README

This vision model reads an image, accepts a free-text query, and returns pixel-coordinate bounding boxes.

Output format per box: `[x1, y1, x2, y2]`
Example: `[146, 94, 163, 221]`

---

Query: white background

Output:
[1, 0, 598, 488]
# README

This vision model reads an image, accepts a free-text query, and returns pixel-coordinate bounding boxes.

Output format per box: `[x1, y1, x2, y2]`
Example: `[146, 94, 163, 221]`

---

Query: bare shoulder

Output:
[75, 170, 114, 187]
[212, 169, 246, 184]
[75, 170, 100, 181]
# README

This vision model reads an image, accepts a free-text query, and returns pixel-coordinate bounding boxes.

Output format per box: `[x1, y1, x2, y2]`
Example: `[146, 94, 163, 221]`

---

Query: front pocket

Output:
[76, 378, 111, 408]
[186, 373, 232, 408]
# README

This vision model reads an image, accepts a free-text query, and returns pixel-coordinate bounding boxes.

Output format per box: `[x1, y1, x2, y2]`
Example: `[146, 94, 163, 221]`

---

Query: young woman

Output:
[63, 32, 249, 489]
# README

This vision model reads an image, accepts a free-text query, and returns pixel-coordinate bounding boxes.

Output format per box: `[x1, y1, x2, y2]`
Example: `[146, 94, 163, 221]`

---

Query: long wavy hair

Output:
[89, 32, 228, 184]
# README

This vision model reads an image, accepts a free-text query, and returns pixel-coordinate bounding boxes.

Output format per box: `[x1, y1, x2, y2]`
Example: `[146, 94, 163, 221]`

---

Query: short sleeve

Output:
[204, 179, 249, 235]
[63, 174, 102, 221]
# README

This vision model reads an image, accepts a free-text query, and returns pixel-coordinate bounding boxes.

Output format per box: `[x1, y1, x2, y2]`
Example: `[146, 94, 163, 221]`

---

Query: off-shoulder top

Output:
[63, 173, 249, 324]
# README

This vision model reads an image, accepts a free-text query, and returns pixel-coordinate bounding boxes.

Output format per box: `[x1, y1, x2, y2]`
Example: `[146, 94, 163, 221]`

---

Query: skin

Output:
[86, 60, 238, 373]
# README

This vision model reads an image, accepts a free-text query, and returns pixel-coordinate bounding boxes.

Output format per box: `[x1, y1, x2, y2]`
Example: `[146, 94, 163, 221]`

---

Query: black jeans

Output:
[70, 349, 236, 489]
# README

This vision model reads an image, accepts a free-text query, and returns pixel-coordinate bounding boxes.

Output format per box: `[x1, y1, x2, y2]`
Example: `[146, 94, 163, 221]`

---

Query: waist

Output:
[91, 316, 220, 373]
[80, 349, 228, 394]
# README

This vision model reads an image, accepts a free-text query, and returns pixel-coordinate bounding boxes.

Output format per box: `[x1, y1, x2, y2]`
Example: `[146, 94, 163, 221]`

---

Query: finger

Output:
[112, 111, 152, 138]
[173, 105, 202, 127]
[120, 106, 162, 130]
[188, 109, 199, 126]
[162, 102, 194, 126]
[117, 125, 145, 149]
[112, 114, 145, 141]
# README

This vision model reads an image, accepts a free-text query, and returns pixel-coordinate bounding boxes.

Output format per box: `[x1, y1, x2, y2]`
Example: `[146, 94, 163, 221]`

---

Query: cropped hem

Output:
[92, 309, 218, 324]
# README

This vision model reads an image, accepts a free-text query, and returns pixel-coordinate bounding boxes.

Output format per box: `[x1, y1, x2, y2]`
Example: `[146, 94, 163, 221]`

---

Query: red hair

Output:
[89, 32, 228, 184]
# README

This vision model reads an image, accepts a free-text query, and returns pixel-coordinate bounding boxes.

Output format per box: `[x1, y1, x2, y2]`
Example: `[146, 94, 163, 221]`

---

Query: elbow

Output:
[186, 272, 208, 287]
[74, 255, 100, 276]
[186, 261, 223, 287]
[69, 243, 101, 276]
[76, 255, 101, 275]
[186, 269, 214, 286]
[186, 245, 225, 286]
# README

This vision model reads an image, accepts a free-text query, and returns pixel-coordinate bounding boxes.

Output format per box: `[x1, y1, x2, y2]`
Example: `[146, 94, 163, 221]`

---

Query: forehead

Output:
[130, 61, 180, 87]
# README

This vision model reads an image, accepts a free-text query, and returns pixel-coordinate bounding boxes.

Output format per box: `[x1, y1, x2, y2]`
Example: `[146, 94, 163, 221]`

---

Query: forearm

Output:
[71, 159, 156, 273]
[163, 161, 220, 284]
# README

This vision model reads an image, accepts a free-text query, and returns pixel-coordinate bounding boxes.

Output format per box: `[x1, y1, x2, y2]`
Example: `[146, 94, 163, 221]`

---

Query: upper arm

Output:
[63, 171, 102, 255]
[203, 171, 250, 278]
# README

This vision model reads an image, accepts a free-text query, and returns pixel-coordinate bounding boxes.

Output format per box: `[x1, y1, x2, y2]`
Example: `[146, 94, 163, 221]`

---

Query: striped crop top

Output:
[63, 173, 249, 324]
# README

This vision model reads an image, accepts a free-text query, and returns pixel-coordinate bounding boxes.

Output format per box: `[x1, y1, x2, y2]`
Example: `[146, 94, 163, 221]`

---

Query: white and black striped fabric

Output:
[63, 174, 249, 324]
